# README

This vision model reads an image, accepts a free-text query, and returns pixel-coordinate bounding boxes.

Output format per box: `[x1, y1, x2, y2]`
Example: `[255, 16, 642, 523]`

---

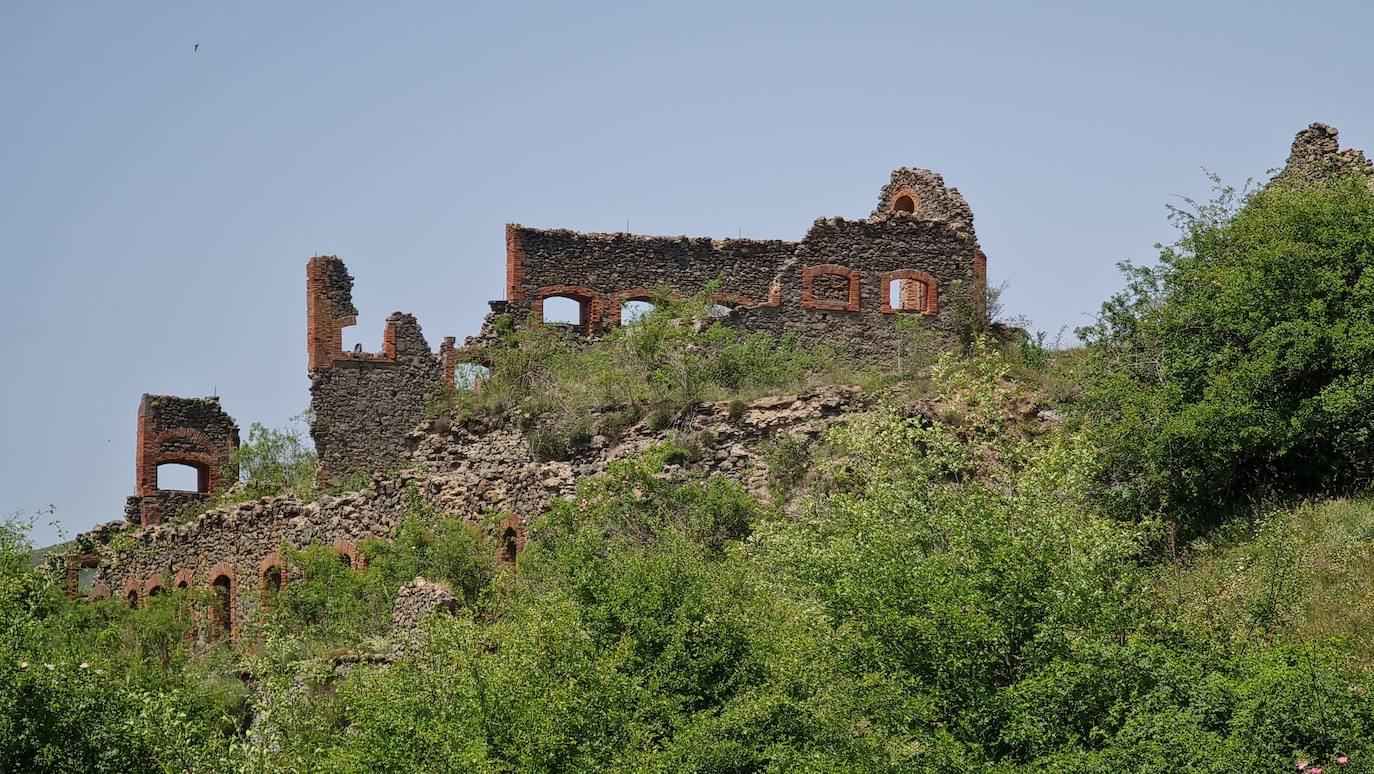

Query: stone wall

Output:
[306, 256, 446, 483]
[130, 395, 239, 527]
[497, 167, 985, 355]
[1275, 123, 1374, 187]
[88, 386, 864, 636]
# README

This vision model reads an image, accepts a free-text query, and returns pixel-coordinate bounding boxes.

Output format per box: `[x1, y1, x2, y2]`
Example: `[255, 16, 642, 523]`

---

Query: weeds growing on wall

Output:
[440, 287, 842, 459]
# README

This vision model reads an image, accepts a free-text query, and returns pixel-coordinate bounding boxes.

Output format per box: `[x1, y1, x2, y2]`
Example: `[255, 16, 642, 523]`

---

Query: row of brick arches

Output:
[117, 542, 367, 643]
[531, 267, 938, 333]
[532, 286, 756, 333]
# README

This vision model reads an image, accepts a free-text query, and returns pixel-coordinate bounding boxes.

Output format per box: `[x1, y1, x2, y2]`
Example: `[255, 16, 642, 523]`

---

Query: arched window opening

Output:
[174, 576, 191, 590]
[210, 575, 232, 641]
[147, 584, 164, 599]
[887, 278, 927, 312]
[502, 527, 519, 564]
[263, 565, 284, 593]
[126, 589, 139, 608]
[157, 462, 208, 493]
[620, 299, 656, 325]
[338, 551, 354, 569]
[893, 194, 917, 213]
[260, 565, 285, 612]
[541, 296, 585, 327]
[879, 270, 938, 315]
[453, 362, 491, 391]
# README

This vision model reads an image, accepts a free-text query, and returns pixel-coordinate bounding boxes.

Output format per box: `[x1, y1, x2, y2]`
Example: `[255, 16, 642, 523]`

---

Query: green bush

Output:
[227, 412, 318, 500]
[1079, 172, 1374, 533]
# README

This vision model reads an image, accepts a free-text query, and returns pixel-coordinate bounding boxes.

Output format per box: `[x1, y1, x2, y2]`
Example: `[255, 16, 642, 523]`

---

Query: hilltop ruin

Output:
[68, 125, 1363, 638]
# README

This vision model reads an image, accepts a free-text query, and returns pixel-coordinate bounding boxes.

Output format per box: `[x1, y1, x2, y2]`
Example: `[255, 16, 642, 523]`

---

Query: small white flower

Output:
[79, 662, 89, 670]
[18, 661, 28, 669]
[44, 664, 54, 671]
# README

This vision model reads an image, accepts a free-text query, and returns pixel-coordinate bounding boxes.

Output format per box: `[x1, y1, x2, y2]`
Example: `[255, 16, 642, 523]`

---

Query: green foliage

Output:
[441, 287, 835, 458]
[0, 516, 244, 773]
[266, 511, 498, 656]
[226, 412, 318, 501]
[18, 164, 1374, 768]
[1079, 172, 1374, 532]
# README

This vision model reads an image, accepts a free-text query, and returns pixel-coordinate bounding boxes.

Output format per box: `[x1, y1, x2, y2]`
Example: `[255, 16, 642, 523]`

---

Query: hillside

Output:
[5, 124, 1374, 772]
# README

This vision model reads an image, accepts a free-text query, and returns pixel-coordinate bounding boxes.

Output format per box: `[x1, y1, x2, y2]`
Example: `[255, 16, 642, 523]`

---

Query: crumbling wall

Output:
[497, 168, 985, 354]
[127, 395, 239, 527]
[306, 256, 445, 483]
[722, 212, 980, 358]
[1274, 123, 1374, 188]
[504, 226, 795, 334]
[88, 386, 864, 634]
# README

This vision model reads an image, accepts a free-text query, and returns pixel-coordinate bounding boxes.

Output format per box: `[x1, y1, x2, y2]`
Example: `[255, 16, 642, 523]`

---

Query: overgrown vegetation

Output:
[226, 411, 318, 501]
[1077, 172, 1374, 535]
[438, 286, 865, 459]
[10, 168, 1374, 770]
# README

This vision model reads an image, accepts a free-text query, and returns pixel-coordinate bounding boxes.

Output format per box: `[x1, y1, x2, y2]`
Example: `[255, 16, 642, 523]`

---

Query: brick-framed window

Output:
[879, 269, 939, 315]
[889, 187, 920, 214]
[801, 264, 861, 312]
[531, 284, 603, 333]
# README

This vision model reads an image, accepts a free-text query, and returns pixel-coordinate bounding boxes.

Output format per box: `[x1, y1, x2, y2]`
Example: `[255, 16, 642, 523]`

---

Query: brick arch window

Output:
[500, 514, 525, 564]
[709, 292, 754, 317]
[207, 563, 237, 643]
[531, 285, 602, 334]
[64, 554, 100, 598]
[144, 575, 165, 599]
[890, 188, 920, 214]
[879, 269, 939, 315]
[333, 540, 365, 571]
[172, 568, 195, 590]
[257, 553, 288, 613]
[801, 264, 861, 312]
[609, 287, 659, 326]
[123, 578, 141, 608]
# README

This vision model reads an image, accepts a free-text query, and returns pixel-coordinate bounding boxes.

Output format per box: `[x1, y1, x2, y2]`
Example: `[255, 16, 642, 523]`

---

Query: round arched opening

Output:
[893, 194, 916, 214]
[210, 575, 232, 640]
[620, 299, 655, 325]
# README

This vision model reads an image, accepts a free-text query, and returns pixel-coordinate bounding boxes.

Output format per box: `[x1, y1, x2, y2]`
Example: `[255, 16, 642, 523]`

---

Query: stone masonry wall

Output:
[1274, 123, 1374, 189]
[90, 386, 863, 636]
[498, 167, 984, 354]
[307, 256, 446, 483]
[129, 395, 240, 527]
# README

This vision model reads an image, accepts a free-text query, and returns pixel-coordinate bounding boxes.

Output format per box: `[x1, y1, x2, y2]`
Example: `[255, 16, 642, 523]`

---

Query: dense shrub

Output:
[1079, 172, 1374, 532]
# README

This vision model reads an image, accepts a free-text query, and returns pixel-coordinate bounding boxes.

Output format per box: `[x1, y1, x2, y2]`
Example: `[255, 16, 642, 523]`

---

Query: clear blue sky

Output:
[3, 1, 1371, 544]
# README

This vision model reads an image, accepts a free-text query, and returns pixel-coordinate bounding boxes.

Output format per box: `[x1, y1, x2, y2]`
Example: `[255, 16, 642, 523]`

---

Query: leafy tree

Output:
[1078, 172, 1374, 532]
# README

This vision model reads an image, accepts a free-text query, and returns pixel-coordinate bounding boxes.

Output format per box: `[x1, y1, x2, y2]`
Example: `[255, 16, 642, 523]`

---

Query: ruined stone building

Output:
[68, 125, 1361, 639]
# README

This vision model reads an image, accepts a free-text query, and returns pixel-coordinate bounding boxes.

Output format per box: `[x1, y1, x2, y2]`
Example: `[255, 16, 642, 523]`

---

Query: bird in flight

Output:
[193, 43, 199, 52]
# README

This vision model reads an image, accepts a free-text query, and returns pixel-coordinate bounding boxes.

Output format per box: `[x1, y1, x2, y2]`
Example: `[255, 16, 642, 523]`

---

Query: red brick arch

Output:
[171, 568, 195, 590]
[257, 553, 288, 590]
[333, 540, 365, 571]
[141, 427, 230, 497]
[143, 574, 165, 599]
[710, 292, 754, 309]
[801, 264, 861, 312]
[879, 269, 939, 315]
[122, 578, 142, 608]
[206, 562, 238, 643]
[889, 187, 921, 214]
[531, 284, 604, 332]
[500, 513, 526, 564]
